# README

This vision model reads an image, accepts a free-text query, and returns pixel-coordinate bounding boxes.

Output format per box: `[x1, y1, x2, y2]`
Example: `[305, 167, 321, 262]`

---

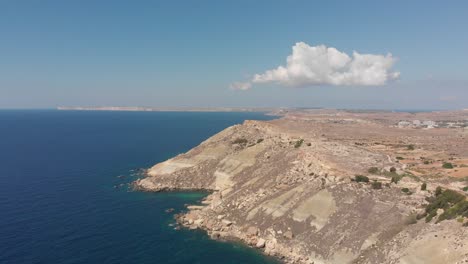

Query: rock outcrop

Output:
[135, 117, 468, 264]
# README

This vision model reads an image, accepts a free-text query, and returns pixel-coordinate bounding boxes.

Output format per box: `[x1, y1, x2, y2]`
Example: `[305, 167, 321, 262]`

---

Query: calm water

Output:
[0, 110, 279, 264]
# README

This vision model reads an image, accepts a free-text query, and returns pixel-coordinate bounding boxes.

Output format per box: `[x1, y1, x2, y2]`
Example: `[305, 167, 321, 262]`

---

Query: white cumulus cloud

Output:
[232, 42, 400, 90]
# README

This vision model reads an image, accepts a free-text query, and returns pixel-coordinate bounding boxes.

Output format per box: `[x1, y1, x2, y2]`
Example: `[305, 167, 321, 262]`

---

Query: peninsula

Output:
[136, 109, 468, 264]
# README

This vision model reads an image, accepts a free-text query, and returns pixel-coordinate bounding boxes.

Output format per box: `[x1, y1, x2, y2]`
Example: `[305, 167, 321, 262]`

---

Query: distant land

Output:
[57, 106, 283, 112]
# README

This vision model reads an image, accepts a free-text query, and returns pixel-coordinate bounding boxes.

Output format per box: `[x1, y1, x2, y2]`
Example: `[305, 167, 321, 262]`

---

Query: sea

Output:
[0, 110, 279, 264]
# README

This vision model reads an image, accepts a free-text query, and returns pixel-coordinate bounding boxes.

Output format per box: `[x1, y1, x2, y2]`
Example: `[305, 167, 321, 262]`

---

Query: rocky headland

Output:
[135, 109, 468, 264]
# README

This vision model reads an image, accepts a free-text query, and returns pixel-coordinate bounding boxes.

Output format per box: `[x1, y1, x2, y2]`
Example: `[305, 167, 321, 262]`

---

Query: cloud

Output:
[229, 82, 252, 90]
[231, 42, 400, 90]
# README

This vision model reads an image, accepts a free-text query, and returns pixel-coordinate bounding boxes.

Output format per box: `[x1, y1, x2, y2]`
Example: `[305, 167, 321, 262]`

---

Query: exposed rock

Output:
[221, 219, 232, 226]
[256, 238, 266, 248]
[284, 230, 294, 239]
[246, 226, 259, 237]
[210, 232, 220, 239]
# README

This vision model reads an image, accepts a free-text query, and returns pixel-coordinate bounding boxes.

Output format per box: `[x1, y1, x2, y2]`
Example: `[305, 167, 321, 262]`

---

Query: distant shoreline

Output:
[57, 106, 280, 113]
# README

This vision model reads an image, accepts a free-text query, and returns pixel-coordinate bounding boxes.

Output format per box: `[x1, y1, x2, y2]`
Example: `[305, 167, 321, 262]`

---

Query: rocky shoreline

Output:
[135, 111, 468, 263]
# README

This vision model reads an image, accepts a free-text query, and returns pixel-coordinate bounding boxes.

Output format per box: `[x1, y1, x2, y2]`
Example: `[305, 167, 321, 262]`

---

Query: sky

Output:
[1, 0, 467, 109]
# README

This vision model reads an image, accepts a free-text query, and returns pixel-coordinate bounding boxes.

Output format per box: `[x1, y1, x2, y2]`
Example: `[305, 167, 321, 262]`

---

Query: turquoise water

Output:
[0, 110, 279, 264]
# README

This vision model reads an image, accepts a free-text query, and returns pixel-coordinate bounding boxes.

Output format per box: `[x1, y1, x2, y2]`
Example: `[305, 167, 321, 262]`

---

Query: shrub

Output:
[354, 175, 369, 183]
[306, 142, 311, 146]
[426, 190, 468, 222]
[421, 183, 427, 191]
[425, 210, 437, 222]
[371, 181, 382, 189]
[435, 186, 443, 196]
[396, 156, 404, 160]
[423, 160, 430, 164]
[439, 202, 468, 222]
[390, 167, 397, 173]
[256, 138, 264, 144]
[232, 138, 248, 145]
[368, 167, 379, 174]
[407, 145, 415, 150]
[391, 175, 403, 184]
[401, 188, 411, 194]
[463, 186, 468, 192]
[442, 162, 454, 169]
[294, 139, 304, 148]
[425, 189, 468, 223]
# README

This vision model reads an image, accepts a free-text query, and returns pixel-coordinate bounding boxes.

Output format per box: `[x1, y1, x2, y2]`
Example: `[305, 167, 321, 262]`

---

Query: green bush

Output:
[435, 186, 443, 196]
[442, 162, 454, 169]
[371, 181, 382, 189]
[423, 160, 430, 164]
[396, 156, 404, 160]
[407, 145, 415, 150]
[401, 188, 411, 194]
[294, 139, 304, 148]
[421, 183, 427, 191]
[424, 189, 468, 223]
[425, 210, 437, 222]
[368, 167, 379, 174]
[354, 175, 369, 183]
[463, 186, 468, 192]
[390, 167, 397, 173]
[438, 200, 468, 222]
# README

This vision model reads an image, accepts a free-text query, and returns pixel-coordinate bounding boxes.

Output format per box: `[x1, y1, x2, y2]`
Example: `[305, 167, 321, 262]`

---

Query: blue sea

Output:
[0, 110, 279, 264]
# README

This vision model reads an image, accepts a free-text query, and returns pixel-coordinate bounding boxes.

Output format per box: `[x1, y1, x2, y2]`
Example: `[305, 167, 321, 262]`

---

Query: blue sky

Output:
[1, 0, 467, 109]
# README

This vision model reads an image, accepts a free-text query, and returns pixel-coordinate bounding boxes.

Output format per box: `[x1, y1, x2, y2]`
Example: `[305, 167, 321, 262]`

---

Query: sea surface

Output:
[0, 110, 279, 264]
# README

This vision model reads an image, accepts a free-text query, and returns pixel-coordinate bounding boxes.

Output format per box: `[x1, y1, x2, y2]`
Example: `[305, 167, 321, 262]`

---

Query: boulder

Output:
[210, 232, 220, 239]
[222, 219, 232, 226]
[284, 230, 294, 239]
[256, 238, 266, 248]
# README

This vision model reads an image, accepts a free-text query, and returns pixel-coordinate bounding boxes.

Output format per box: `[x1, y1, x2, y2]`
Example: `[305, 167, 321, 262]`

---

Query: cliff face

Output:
[136, 119, 468, 264]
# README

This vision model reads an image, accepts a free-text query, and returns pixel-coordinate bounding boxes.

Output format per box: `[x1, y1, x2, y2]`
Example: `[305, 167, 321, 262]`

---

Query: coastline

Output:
[135, 110, 468, 264]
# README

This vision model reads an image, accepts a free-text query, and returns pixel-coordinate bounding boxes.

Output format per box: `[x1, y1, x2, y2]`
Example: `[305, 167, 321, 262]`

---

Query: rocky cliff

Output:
[135, 118, 468, 264]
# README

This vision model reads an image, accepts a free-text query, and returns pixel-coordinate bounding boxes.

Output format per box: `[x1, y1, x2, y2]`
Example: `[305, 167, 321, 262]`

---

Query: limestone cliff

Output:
[136, 118, 468, 264]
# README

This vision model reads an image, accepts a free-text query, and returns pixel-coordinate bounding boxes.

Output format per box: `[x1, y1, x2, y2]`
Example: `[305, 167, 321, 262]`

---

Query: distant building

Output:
[398, 121, 411, 128]
[422, 120, 437, 128]
[422, 120, 436, 126]
[412, 120, 421, 126]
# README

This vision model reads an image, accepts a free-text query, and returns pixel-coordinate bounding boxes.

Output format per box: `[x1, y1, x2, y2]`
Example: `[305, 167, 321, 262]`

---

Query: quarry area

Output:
[135, 109, 468, 264]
